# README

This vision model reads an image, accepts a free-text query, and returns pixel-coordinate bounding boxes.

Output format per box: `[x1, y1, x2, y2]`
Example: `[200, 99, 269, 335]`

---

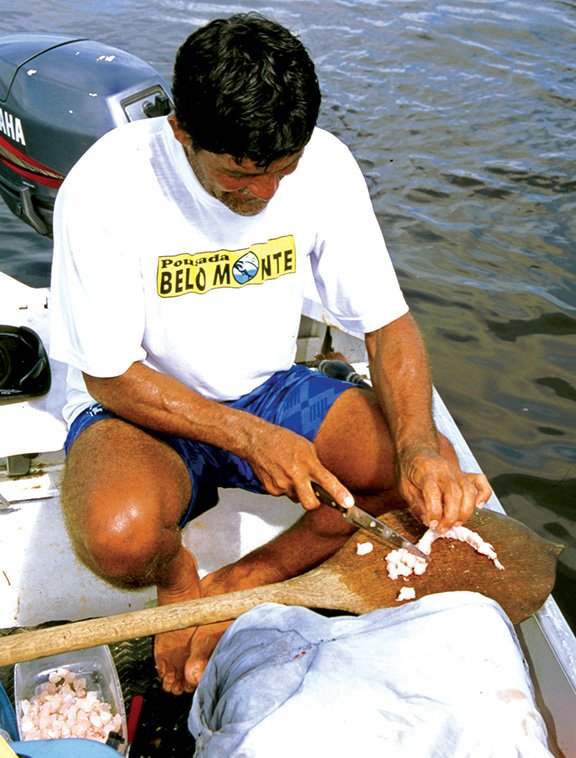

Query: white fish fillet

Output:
[386, 524, 505, 581]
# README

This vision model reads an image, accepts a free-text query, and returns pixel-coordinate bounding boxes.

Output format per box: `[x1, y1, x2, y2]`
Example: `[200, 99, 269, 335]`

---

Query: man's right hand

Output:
[245, 423, 354, 511]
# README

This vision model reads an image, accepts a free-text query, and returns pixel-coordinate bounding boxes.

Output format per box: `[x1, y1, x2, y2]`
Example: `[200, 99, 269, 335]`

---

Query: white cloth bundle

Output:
[189, 591, 551, 757]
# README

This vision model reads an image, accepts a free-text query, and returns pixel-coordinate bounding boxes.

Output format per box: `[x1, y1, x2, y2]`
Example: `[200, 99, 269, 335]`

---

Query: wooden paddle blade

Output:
[312, 508, 563, 625]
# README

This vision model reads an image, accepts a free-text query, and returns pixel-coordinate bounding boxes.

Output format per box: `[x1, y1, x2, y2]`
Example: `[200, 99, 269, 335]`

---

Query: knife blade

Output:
[312, 483, 430, 562]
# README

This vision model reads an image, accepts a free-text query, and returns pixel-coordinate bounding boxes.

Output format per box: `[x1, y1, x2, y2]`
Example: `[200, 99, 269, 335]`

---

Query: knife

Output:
[312, 483, 430, 562]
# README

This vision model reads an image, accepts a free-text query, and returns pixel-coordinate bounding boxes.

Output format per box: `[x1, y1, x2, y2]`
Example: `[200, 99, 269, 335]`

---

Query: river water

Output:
[0, 1, 574, 631]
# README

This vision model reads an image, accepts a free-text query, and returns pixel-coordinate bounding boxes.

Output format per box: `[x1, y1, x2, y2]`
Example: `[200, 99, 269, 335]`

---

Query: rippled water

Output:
[0, 0, 574, 630]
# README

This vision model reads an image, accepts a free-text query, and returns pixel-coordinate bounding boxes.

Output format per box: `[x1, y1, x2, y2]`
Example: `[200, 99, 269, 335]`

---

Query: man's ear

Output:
[168, 114, 191, 148]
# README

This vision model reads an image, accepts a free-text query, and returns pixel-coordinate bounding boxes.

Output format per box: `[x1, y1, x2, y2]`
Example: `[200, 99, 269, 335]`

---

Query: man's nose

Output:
[245, 173, 280, 200]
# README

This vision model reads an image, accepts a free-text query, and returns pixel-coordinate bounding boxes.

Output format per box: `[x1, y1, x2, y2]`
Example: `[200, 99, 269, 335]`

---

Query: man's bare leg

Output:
[153, 547, 203, 694]
[61, 418, 201, 695]
[60, 416, 358, 695]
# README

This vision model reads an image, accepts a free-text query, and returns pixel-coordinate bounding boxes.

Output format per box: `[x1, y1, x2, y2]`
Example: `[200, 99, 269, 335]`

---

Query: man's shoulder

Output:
[307, 127, 351, 155]
[297, 127, 359, 182]
[67, 117, 166, 180]
[95, 115, 165, 150]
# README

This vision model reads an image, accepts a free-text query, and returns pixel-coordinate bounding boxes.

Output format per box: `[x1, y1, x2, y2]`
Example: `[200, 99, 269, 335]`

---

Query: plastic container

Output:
[9, 738, 121, 756]
[0, 683, 18, 741]
[13, 646, 127, 754]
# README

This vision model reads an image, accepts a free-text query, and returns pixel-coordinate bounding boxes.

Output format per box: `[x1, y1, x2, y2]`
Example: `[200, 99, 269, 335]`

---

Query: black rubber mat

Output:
[0, 627, 196, 756]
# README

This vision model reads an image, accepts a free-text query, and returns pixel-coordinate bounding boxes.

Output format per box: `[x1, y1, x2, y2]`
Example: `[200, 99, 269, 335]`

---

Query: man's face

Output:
[169, 116, 302, 216]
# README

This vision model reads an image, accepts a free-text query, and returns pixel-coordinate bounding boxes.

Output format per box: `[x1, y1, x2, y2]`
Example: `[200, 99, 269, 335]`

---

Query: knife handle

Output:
[312, 483, 348, 514]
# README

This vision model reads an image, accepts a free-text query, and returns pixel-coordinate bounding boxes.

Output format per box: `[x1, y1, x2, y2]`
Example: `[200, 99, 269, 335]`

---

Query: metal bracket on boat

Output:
[18, 186, 49, 236]
[1, 453, 60, 506]
[4, 453, 37, 477]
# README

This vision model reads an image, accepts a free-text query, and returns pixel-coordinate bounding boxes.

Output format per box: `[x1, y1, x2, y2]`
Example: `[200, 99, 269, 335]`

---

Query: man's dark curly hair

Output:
[172, 14, 321, 165]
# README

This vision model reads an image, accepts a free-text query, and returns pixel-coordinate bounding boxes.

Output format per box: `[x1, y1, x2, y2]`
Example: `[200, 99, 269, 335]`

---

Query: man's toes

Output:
[184, 658, 206, 690]
[160, 666, 186, 695]
[154, 627, 197, 695]
[167, 678, 185, 696]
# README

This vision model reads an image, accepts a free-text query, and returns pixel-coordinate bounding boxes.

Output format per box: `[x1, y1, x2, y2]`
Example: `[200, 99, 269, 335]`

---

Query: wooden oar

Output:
[0, 509, 562, 666]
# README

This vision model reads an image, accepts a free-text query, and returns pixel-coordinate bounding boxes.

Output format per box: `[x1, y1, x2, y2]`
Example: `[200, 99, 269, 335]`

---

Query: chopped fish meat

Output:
[356, 541, 374, 555]
[385, 548, 428, 580]
[19, 667, 123, 743]
[386, 525, 504, 580]
[396, 586, 416, 602]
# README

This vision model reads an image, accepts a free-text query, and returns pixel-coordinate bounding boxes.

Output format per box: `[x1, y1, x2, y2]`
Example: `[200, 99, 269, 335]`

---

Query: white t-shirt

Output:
[50, 118, 408, 426]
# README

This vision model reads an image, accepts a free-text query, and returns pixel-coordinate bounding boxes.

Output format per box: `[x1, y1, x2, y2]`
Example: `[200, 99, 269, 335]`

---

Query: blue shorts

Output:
[65, 365, 354, 525]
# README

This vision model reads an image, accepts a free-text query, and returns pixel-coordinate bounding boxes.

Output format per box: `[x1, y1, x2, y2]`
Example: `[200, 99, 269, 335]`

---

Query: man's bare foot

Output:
[155, 574, 235, 694]
[155, 627, 199, 695]
[184, 620, 233, 689]
[154, 547, 202, 695]
[180, 566, 243, 691]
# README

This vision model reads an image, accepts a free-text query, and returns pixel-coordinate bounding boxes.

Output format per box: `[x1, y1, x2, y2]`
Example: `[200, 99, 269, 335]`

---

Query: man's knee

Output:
[63, 483, 175, 585]
[61, 421, 190, 584]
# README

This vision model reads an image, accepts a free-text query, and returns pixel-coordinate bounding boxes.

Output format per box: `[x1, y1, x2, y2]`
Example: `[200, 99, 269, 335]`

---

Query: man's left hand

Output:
[397, 448, 492, 532]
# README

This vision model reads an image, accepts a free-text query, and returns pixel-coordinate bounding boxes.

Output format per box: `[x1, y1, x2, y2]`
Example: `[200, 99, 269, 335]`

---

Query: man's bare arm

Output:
[83, 364, 351, 510]
[365, 312, 491, 530]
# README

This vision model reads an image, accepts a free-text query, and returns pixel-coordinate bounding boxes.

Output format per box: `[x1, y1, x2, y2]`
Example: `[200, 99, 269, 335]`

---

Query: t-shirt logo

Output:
[233, 251, 259, 284]
[157, 235, 296, 297]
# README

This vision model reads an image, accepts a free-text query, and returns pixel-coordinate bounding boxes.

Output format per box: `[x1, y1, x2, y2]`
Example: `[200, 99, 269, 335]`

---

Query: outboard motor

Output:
[0, 34, 172, 236]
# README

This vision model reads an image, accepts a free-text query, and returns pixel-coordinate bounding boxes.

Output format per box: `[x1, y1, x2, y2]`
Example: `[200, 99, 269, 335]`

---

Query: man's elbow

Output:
[83, 371, 126, 406]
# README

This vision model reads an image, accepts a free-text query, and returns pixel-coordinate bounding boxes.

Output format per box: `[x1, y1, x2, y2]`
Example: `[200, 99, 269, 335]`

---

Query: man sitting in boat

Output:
[49, 13, 491, 696]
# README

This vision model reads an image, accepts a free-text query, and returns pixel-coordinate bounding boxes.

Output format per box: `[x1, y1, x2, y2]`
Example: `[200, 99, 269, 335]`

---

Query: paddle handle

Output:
[0, 584, 284, 666]
[0, 565, 351, 666]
